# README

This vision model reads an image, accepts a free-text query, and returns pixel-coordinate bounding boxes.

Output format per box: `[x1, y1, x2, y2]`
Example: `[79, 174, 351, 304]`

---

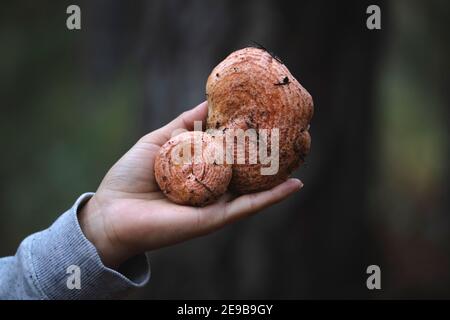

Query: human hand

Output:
[78, 101, 303, 268]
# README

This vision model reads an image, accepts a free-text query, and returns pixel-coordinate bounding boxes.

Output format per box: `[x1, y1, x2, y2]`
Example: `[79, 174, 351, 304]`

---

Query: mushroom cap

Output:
[154, 131, 232, 206]
[206, 47, 313, 194]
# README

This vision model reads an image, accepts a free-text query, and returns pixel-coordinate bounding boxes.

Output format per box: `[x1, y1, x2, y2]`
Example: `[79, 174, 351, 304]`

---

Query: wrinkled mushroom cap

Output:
[206, 47, 313, 194]
[154, 131, 232, 206]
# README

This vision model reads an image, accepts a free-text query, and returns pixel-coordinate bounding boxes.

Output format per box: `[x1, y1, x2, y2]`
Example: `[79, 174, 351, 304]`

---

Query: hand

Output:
[78, 101, 303, 268]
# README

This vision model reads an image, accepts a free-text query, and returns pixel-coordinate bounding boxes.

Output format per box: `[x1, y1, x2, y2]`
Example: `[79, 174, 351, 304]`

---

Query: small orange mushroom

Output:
[154, 131, 232, 206]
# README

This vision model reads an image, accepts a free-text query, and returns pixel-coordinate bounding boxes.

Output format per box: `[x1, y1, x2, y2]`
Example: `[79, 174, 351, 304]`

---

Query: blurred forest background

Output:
[0, 0, 449, 299]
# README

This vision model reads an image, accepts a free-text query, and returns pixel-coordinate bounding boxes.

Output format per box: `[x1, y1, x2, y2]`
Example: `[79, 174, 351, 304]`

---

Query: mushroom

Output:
[206, 47, 313, 194]
[154, 131, 232, 206]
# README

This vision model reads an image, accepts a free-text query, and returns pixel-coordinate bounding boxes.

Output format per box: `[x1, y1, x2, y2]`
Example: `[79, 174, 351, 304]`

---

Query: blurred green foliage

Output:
[376, 1, 448, 233]
[0, 2, 141, 249]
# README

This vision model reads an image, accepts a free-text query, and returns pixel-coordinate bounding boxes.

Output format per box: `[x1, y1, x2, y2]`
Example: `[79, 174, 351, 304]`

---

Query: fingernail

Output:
[292, 178, 303, 190]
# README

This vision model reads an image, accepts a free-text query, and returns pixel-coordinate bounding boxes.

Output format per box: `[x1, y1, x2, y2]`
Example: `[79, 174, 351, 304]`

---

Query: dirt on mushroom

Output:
[206, 47, 313, 194]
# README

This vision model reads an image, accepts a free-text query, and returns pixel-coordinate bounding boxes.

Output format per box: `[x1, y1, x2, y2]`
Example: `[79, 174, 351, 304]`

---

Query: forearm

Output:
[0, 193, 150, 300]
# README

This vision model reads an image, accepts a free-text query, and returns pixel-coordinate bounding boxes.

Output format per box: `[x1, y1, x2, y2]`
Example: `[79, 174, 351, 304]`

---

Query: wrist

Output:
[78, 196, 128, 269]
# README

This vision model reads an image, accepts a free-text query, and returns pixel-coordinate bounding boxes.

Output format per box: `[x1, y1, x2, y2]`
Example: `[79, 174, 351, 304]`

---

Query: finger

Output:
[140, 101, 208, 146]
[219, 178, 303, 226]
[215, 192, 235, 204]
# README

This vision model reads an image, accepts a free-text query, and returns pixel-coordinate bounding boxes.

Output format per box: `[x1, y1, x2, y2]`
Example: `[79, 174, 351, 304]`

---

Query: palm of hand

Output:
[80, 102, 302, 268]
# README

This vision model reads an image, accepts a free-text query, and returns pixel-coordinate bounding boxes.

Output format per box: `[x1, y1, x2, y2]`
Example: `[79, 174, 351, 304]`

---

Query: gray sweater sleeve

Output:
[0, 193, 150, 300]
